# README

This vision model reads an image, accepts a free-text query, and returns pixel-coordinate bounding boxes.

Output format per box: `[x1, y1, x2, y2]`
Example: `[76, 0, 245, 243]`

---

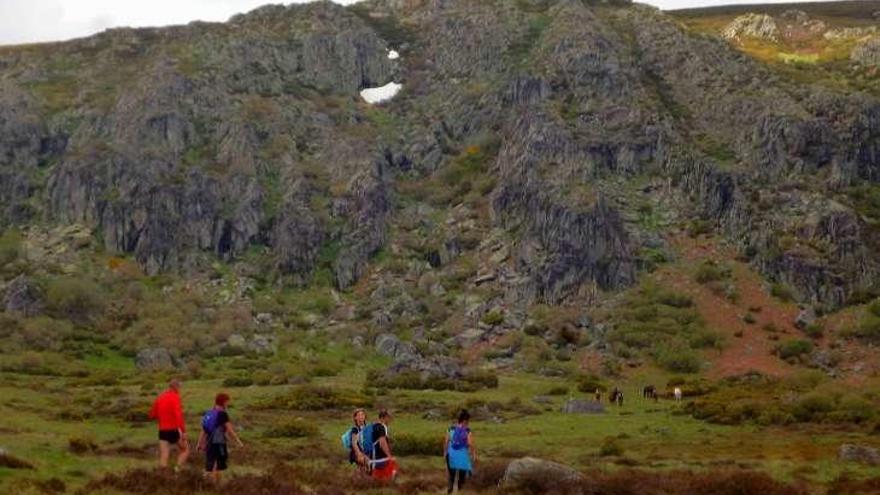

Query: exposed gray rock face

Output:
[794, 307, 816, 330]
[375, 333, 419, 363]
[722, 14, 779, 42]
[3, 276, 44, 316]
[135, 347, 176, 370]
[852, 37, 880, 67]
[839, 444, 880, 465]
[824, 26, 877, 40]
[1, 2, 394, 289]
[501, 457, 584, 492]
[561, 399, 605, 414]
[2, 0, 880, 314]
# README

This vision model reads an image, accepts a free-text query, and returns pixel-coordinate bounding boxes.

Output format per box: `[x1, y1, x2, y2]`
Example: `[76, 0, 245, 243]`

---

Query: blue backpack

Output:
[341, 426, 364, 451]
[202, 408, 220, 435]
[360, 423, 377, 457]
[450, 425, 469, 450]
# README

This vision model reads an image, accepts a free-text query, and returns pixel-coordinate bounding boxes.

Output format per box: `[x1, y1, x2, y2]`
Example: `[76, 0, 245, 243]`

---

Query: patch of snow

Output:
[388, 50, 400, 60]
[360, 82, 402, 104]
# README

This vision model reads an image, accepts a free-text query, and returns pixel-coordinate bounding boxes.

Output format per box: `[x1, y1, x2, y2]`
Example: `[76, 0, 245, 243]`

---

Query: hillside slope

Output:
[1, 0, 880, 379]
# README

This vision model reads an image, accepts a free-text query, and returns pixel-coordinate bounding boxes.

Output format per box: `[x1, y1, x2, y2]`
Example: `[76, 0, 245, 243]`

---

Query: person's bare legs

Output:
[177, 439, 190, 467]
[158, 440, 171, 468]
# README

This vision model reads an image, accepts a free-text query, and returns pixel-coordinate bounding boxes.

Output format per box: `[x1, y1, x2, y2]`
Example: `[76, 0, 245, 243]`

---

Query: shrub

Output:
[481, 309, 504, 326]
[547, 386, 568, 396]
[655, 344, 702, 373]
[222, 376, 254, 387]
[688, 220, 713, 237]
[393, 433, 443, 457]
[792, 393, 835, 422]
[0, 451, 34, 469]
[762, 322, 781, 333]
[46, 277, 105, 325]
[770, 283, 795, 302]
[68, 435, 98, 454]
[694, 260, 728, 284]
[0, 229, 22, 266]
[264, 418, 318, 438]
[775, 340, 813, 360]
[743, 313, 756, 324]
[804, 323, 824, 339]
[598, 436, 624, 457]
[366, 369, 498, 392]
[256, 385, 370, 411]
[577, 374, 606, 393]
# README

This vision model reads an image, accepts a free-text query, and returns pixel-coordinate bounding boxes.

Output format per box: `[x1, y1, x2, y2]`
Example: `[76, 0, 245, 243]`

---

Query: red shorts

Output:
[371, 459, 398, 482]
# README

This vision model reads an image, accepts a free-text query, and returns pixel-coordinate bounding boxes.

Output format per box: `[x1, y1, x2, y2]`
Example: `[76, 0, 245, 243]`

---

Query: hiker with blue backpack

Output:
[198, 393, 244, 483]
[444, 409, 476, 494]
[342, 408, 369, 473]
[368, 409, 398, 482]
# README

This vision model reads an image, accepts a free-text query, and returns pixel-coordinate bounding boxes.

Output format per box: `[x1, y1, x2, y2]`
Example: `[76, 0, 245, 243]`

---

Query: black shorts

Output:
[158, 429, 181, 444]
[206, 444, 228, 472]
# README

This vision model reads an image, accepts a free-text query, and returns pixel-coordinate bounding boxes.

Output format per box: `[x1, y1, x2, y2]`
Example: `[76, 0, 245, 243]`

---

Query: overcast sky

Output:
[0, 0, 848, 46]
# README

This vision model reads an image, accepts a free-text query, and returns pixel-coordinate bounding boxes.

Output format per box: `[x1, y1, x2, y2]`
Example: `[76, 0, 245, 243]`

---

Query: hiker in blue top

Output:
[444, 409, 476, 494]
[197, 392, 244, 483]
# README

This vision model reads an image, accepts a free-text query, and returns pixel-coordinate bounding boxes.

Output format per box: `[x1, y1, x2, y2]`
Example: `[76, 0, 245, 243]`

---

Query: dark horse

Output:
[642, 385, 658, 401]
[610, 387, 624, 406]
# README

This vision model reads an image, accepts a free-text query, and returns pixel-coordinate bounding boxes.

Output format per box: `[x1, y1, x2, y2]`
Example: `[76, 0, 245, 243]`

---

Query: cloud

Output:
[0, 0, 851, 46]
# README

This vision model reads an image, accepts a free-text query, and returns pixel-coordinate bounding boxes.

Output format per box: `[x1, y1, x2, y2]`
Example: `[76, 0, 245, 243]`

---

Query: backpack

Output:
[341, 426, 363, 451]
[360, 423, 376, 457]
[202, 408, 220, 435]
[450, 425, 469, 450]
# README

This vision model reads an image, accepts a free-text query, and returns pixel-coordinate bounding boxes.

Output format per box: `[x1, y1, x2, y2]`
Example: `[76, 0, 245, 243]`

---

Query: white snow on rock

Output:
[360, 82, 402, 104]
[388, 50, 400, 60]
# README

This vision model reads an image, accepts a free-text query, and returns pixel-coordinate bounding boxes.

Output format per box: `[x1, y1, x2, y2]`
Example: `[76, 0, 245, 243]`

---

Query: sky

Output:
[0, 0, 849, 46]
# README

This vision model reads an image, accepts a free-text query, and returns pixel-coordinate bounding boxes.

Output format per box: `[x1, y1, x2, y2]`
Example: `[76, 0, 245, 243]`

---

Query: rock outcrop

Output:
[839, 444, 880, 465]
[3, 276, 44, 317]
[135, 347, 176, 371]
[722, 14, 779, 42]
[853, 37, 880, 66]
[0, 0, 879, 313]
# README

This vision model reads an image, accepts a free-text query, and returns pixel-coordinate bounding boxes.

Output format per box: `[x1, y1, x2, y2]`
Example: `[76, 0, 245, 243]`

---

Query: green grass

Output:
[2, 366, 880, 491]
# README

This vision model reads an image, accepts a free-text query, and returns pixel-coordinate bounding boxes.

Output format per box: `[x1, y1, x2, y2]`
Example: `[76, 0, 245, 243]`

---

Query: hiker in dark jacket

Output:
[444, 409, 476, 494]
[370, 409, 398, 482]
[197, 393, 244, 483]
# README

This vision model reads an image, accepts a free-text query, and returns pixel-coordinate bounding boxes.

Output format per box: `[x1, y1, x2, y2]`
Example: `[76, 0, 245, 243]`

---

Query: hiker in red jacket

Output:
[149, 378, 190, 469]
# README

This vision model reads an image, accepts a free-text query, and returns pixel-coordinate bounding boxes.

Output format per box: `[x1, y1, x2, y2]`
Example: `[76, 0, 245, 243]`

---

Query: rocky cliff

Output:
[1, 0, 879, 312]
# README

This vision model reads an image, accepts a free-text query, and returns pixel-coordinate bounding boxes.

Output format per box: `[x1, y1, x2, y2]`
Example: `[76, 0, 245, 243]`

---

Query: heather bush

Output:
[264, 418, 318, 439]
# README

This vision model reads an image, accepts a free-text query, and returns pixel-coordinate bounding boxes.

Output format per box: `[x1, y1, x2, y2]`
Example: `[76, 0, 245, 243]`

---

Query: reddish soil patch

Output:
[661, 236, 800, 379]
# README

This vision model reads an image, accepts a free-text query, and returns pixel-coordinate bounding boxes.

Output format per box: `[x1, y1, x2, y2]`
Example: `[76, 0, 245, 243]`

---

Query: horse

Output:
[674, 387, 683, 401]
[642, 385, 658, 401]
[610, 387, 624, 406]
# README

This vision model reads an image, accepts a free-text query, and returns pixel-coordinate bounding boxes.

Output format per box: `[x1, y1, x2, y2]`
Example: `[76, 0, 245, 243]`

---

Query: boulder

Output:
[779, 9, 810, 24]
[561, 399, 605, 414]
[375, 333, 419, 364]
[501, 457, 584, 492]
[852, 37, 880, 67]
[248, 334, 276, 355]
[722, 14, 779, 42]
[794, 307, 816, 330]
[135, 348, 175, 371]
[839, 444, 880, 466]
[3, 275, 43, 316]
[227, 334, 247, 349]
